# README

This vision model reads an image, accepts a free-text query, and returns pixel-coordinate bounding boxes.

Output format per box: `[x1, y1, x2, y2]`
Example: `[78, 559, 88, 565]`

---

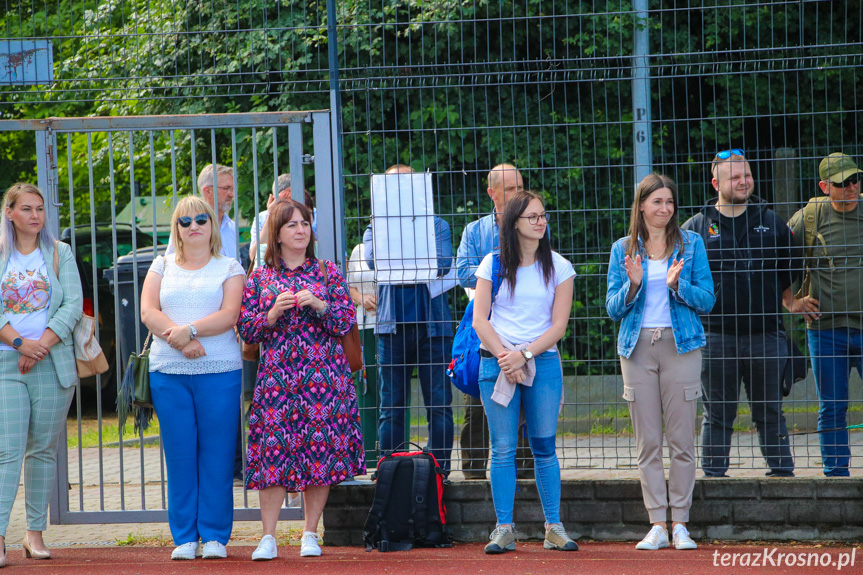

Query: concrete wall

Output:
[324, 478, 863, 546]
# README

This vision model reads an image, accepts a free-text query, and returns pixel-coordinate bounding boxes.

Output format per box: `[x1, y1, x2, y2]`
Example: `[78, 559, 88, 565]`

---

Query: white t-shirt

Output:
[0, 248, 52, 351]
[475, 251, 576, 347]
[347, 243, 376, 330]
[147, 253, 245, 374]
[640, 258, 672, 329]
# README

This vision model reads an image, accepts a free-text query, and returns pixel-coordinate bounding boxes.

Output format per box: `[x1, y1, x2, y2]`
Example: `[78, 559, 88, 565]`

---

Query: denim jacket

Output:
[456, 213, 499, 289]
[606, 230, 715, 358]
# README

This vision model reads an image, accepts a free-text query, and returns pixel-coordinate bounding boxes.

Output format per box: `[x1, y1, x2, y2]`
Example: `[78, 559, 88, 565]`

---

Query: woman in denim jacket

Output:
[606, 173, 714, 552]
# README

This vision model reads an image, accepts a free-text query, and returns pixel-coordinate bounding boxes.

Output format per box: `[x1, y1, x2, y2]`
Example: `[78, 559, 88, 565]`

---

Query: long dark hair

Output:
[499, 190, 554, 291]
[625, 173, 684, 259]
[263, 200, 316, 267]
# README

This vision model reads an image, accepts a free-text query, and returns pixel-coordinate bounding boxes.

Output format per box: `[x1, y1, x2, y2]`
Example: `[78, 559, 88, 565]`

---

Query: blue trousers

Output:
[377, 324, 454, 471]
[479, 352, 563, 526]
[808, 328, 863, 477]
[151, 369, 241, 545]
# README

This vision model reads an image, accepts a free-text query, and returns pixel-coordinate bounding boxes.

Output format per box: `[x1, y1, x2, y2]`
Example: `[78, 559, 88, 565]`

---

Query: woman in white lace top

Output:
[141, 195, 245, 561]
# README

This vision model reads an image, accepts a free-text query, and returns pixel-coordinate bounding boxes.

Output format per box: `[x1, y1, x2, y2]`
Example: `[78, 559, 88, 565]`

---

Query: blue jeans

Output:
[377, 324, 454, 471]
[808, 328, 863, 477]
[479, 352, 563, 526]
[151, 369, 242, 545]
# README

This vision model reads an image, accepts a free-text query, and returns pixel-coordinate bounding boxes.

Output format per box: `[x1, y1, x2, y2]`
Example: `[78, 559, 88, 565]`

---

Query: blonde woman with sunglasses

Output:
[141, 196, 245, 560]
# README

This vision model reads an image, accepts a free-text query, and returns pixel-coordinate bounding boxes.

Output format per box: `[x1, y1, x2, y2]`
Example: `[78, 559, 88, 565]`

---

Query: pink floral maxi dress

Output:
[238, 258, 364, 490]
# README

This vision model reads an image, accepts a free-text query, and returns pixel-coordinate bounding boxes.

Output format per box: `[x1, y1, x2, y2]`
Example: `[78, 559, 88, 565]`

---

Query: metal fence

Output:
[0, 110, 345, 523]
[1, 0, 862, 517]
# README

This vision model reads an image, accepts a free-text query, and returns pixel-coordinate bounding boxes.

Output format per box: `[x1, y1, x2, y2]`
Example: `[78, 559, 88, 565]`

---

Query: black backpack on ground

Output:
[362, 443, 452, 552]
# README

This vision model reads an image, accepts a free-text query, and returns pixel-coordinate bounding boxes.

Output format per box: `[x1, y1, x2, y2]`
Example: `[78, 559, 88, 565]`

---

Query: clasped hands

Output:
[267, 289, 326, 326]
[17, 338, 50, 375]
[624, 254, 684, 292]
[497, 350, 527, 384]
[162, 324, 206, 359]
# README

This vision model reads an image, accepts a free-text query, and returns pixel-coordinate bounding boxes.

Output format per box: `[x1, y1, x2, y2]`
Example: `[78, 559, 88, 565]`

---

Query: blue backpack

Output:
[447, 254, 502, 398]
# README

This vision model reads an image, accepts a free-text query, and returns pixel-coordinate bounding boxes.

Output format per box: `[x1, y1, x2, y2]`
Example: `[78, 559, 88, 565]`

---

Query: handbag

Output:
[116, 333, 154, 432]
[242, 252, 261, 362]
[447, 253, 502, 398]
[318, 260, 363, 373]
[53, 243, 110, 378]
[782, 330, 809, 397]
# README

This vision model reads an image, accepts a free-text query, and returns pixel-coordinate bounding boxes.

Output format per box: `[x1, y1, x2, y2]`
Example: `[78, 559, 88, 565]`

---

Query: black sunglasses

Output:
[831, 173, 860, 188]
[177, 213, 210, 228]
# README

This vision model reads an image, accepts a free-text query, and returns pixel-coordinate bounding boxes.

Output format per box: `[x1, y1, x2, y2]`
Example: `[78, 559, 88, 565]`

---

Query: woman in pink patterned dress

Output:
[238, 200, 363, 560]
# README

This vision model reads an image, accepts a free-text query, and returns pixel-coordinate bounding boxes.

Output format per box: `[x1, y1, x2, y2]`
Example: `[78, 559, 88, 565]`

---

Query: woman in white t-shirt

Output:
[141, 196, 245, 561]
[0, 183, 83, 564]
[472, 190, 577, 554]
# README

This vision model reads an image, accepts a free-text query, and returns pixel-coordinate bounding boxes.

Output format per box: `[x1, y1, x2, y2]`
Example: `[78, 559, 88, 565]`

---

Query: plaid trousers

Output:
[0, 350, 74, 536]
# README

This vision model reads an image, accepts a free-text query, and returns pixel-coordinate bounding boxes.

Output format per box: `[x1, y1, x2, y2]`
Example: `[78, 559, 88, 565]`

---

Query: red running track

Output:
[1, 542, 859, 574]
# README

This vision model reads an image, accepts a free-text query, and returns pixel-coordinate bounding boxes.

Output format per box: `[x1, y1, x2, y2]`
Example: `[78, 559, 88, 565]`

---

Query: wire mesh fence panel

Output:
[0, 112, 328, 523]
[1, 0, 862, 496]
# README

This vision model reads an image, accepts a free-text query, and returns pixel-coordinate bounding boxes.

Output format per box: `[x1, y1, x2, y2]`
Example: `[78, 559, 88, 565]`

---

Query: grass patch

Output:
[115, 532, 173, 547]
[67, 416, 160, 449]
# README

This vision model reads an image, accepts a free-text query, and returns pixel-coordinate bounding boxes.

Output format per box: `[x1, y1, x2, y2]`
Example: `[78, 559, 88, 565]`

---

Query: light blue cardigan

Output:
[0, 240, 83, 388]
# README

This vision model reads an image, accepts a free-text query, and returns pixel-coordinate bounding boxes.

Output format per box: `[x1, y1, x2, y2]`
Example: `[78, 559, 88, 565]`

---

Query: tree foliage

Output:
[1, 0, 860, 372]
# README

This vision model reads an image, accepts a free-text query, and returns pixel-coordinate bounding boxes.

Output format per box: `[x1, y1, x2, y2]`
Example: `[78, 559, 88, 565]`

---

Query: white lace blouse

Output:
[147, 253, 245, 375]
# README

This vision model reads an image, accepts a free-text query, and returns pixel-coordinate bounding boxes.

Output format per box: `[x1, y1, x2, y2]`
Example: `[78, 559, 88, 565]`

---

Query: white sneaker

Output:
[635, 525, 669, 550]
[171, 541, 198, 560]
[672, 524, 697, 550]
[287, 493, 302, 508]
[300, 531, 322, 557]
[251, 534, 278, 561]
[201, 541, 227, 559]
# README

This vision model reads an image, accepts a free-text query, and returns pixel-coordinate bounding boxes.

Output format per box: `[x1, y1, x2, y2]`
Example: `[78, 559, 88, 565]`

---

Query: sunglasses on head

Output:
[716, 149, 746, 160]
[831, 173, 860, 188]
[177, 213, 210, 228]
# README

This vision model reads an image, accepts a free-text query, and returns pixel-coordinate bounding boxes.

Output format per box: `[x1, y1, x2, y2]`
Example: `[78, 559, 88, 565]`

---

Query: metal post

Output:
[632, 0, 652, 185]
[326, 0, 348, 268]
[289, 123, 305, 199]
[35, 129, 61, 237]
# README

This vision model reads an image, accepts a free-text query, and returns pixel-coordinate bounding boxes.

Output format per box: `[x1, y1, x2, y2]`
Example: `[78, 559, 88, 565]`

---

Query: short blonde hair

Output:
[171, 196, 222, 263]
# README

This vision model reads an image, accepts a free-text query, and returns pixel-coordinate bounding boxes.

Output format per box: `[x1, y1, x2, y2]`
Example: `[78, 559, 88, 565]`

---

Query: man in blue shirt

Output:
[456, 163, 534, 480]
[363, 165, 455, 471]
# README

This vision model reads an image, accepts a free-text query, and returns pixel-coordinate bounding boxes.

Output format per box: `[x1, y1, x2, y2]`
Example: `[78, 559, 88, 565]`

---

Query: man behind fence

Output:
[785, 152, 863, 477]
[682, 150, 796, 477]
[456, 163, 533, 480]
[166, 163, 238, 259]
[362, 164, 455, 472]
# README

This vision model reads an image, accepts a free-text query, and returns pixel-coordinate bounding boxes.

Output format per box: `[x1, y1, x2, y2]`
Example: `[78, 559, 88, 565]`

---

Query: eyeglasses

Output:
[519, 213, 550, 225]
[177, 213, 210, 227]
[830, 173, 860, 188]
[716, 148, 746, 160]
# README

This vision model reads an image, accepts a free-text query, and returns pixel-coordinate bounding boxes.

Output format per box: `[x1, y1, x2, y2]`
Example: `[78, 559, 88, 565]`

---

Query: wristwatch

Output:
[520, 349, 533, 361]
[12, 337, 22, 349]
[188, 324, 198, 340]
